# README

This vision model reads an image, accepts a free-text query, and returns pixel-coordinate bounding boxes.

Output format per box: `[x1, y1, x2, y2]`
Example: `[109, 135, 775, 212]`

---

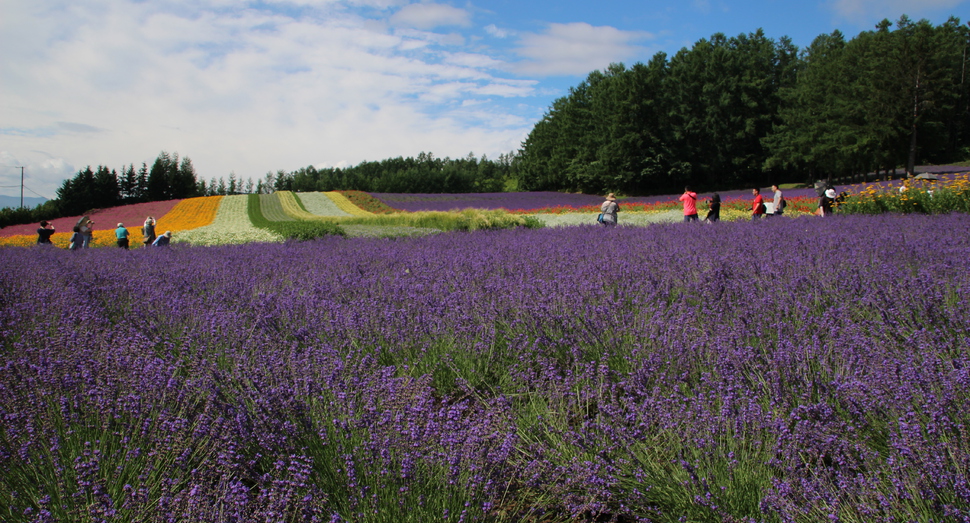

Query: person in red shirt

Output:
[679, 186, 699, 223]
[751, 188, 766, 220]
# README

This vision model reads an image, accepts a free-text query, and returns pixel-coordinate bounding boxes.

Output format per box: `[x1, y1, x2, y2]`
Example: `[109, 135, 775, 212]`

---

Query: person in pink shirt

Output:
[679, 186, 699, 223]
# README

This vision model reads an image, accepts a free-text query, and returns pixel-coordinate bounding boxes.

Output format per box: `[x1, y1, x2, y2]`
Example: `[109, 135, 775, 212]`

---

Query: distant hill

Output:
[0, 196, 48, 209]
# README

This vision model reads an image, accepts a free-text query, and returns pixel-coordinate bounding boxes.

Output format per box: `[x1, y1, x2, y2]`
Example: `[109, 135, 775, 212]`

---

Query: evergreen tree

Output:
[92, 166, 120, 209]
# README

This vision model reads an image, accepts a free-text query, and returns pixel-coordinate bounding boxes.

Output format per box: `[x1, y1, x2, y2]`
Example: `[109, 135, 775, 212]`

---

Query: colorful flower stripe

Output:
[156, 196, 224, 233]
[0, 200, 183, 238]
[258, 193, 296, 222]
[174, 194, 283, 246]
[275, 191, 320, 221]
[337, 190, 398, 214]
[295, 192, 352, 217]
[326, 191, 374, 216]
[0, 230, 115, 248]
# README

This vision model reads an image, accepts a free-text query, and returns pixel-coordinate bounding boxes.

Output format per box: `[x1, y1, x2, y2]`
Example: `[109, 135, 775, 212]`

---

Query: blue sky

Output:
[1, 0, 967, 199]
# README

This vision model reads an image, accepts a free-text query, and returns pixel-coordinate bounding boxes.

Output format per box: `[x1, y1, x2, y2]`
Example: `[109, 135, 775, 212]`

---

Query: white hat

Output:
[825, 189, 836, 198]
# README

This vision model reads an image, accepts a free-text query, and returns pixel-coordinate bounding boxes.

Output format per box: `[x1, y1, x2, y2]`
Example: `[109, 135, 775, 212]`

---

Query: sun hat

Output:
[825, 189, 836, 198]
[117, 223, 124, 227]
[606, 193, 616, 201]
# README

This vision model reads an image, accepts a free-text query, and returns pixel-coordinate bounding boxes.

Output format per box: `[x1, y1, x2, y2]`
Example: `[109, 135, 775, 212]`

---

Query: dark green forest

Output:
[3, 15, 968, 229]
[517, 16, 969, 194]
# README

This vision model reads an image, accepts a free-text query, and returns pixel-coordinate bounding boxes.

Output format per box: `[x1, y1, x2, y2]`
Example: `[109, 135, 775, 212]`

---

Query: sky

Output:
[1, 0, 967, 200]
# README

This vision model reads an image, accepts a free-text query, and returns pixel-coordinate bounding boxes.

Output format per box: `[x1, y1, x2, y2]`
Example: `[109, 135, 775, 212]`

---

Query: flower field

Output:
[2, 214, 968, 522]
[292, 192, 352, 218]
[839, 172, 970, 215]
[173, 194, 284, 246]
[155, 196, 223, 233]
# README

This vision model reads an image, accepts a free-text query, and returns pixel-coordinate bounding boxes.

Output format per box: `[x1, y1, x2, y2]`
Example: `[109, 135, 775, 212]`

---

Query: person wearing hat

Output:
[152, 231, 173, 247]
[600, 193, 619, 227]
[143, 216, 157, 246]
[115, 222, 130, 249]
[818, 188, 836, 217]
[79, 219, 94, 248]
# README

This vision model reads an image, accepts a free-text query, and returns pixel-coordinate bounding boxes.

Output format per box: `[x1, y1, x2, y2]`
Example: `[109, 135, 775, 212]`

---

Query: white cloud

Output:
[511, 22, 653, 76]
[484, 24, 511, 38]
[390, 2, 471, 30]
[0, 0, 539, 197]
[828, 0, 967, 20]
[0, 152, 74, 200]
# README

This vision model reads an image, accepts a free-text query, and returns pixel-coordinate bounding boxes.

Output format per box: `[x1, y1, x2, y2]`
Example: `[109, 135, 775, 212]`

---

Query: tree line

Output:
[3, 15, 967, 229]
[269, 151, 517, 194]
[0, 152, 267, 229]
[517, 16, 969, 194]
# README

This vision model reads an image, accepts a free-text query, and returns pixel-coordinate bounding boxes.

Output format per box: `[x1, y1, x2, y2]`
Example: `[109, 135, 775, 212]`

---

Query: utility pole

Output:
[20, 166, 25, 208]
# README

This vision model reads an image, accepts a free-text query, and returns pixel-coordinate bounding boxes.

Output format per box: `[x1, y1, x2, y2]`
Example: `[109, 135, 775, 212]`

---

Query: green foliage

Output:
[518, 30, 801, 195]
[147, 151, 199, 201]
[341, 209, 543, 232]
[838, 178, 970, 214]
[765, 17, 970, 179]
[273, 151, 517, 194]
[247, 194, 347, 240]
[0, 200, 61, 229]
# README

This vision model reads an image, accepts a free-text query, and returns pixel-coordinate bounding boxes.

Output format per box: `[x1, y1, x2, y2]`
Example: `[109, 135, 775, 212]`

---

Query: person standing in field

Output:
[751, 188, 766, 220]
[818, 188, 836, 217]
[704, 193, 721, 223]
[36, 221, 55, 244]
[679, 186, 699, 223]
[771, 184, 785, 217]
[115, 223, 130, 249]
[69, 226, 82, 250]
[600, 193, 619, 227]
[143, 216, 157, 246]
[79, 220, 94, 248]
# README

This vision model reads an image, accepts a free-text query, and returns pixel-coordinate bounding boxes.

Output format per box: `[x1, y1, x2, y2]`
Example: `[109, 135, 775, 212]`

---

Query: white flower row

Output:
[533, 210, 682, 227]
[174, 195, 284, 246]
[296, 192, 352, 217]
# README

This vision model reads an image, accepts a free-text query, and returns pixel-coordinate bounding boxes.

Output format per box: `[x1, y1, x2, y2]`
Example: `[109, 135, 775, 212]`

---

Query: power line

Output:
[22, 185, 52, 199]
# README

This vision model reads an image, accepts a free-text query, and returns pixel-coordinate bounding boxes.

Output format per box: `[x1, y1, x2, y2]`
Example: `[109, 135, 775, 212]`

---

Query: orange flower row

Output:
[155, 196, 223, 232]
[0, 230, 124, 249]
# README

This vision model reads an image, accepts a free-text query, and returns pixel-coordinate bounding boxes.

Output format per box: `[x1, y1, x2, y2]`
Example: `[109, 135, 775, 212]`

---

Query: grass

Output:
[248, 194, 346, 240]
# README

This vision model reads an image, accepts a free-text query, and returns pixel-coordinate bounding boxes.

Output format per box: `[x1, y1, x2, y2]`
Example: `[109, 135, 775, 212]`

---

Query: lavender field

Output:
[2, 214, 969, 522]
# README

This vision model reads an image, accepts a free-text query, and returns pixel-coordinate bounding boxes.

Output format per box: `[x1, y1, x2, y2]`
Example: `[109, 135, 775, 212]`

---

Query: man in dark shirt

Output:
[36, 221, 55, 244]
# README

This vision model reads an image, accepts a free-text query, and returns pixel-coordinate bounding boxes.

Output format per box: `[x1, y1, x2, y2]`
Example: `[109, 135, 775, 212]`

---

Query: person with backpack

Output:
[599, 193, 619, 227]
[771, 184, 785, 217]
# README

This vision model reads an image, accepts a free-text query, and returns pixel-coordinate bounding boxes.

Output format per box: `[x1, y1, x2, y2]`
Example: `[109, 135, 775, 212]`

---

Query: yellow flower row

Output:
[325, 191, 374, 216]
[1, 230, 131, 249]
[156, 196, 223, 232]
[277, 191, 322, 221]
